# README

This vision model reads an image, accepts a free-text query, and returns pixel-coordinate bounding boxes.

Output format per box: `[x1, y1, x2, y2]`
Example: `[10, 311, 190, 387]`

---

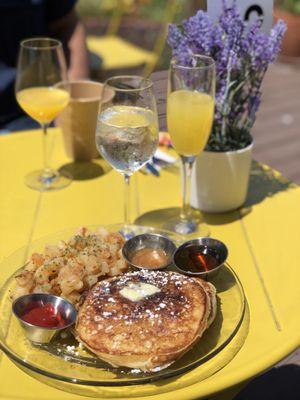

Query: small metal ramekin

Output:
[122, 233, 177, 270]
[12, 293, 77, 344]
[173, 237, 228, 280]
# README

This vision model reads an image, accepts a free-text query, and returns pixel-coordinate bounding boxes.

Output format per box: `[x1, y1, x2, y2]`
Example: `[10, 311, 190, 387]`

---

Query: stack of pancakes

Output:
[76, 270, 217, 371]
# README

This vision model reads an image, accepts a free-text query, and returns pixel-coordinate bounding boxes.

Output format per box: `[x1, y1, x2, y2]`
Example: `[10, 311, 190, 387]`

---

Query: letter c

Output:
[244, 5, 264, 21]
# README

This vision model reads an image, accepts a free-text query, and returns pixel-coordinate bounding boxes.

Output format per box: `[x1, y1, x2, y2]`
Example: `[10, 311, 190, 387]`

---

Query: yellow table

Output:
[0, 128, 299, 399]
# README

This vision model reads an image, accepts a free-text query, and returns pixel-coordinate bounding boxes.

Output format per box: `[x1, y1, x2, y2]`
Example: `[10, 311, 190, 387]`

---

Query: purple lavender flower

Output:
[167, 0, 286, 151]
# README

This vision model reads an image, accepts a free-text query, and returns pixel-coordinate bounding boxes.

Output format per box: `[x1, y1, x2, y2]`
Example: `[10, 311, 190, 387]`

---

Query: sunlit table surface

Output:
[0, 128, 299, 400]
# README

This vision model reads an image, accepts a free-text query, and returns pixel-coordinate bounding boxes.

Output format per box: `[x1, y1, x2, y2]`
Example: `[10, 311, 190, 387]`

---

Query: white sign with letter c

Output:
[207, 0, 274, 33]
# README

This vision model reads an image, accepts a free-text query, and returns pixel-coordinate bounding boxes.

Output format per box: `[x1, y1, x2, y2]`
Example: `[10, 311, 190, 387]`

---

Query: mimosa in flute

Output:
[166, 55, 215, 235]
[15, 38, 70, 191]
[167, 90, 214, 156]
[17, 87, 69, 124]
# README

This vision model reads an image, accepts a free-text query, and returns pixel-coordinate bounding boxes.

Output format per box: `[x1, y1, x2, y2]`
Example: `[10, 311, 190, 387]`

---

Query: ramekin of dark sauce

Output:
[173, 238, 228, 280]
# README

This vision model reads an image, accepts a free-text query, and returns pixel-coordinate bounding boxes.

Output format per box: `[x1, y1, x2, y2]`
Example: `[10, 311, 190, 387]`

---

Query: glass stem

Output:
[180, 155, 196, 220]
[124, 174, 131, 226]
[41, 123, 52, 177]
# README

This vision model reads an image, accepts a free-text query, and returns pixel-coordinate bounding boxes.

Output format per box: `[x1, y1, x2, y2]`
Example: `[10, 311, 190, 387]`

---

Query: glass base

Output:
[25, 169, 72, 191]
[163, 210, 210, 236]
[118, 224, 138, 240]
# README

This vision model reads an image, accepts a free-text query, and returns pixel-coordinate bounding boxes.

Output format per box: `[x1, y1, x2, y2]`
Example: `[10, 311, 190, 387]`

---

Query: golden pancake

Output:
[76, 270, 216, 371]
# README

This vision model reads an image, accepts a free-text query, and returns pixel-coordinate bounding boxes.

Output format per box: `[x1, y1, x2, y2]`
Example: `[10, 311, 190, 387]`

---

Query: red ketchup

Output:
[21, 303, 66, 328]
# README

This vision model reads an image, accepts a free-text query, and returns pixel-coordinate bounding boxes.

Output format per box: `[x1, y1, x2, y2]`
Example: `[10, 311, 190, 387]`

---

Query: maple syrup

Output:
[174, 245, 220, 273]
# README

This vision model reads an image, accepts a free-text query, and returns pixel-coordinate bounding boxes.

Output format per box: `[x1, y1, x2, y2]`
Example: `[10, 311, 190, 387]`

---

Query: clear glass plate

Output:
[0, 224, 247, 393]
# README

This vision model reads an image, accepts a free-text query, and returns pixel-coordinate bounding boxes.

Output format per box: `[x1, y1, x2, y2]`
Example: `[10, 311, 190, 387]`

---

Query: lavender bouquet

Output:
[167, 0, 286, 152]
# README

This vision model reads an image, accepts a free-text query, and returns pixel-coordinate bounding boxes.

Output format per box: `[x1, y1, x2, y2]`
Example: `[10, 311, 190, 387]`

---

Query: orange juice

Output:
[167, 90, 214, 156]
[17, 87, 69, 124]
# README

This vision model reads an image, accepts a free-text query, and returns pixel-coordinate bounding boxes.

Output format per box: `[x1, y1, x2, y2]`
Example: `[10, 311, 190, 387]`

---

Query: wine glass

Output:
[165, 54, 215, 235]
[15, 38, 71, 191]
[96, 76, 159, 233]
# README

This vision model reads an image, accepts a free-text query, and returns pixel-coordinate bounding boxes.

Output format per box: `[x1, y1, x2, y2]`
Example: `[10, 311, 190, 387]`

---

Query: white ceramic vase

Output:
[190, 143, 253, 213]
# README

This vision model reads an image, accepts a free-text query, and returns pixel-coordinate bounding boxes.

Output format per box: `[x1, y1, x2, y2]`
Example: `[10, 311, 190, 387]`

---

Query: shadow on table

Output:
[134, 206, 232, 229]
[135, 207, 181, 229]
[136, 161, 297, 228]
[232, 364, 300, 400]
[135, 206, 250, 228]
[59, 159, 112, 181]
[244, 161, 296, 208]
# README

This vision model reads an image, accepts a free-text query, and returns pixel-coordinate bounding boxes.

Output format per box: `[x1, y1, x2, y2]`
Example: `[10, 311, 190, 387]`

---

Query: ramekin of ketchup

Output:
[12, 293, 77, 344]
[21, 302, 66, 328]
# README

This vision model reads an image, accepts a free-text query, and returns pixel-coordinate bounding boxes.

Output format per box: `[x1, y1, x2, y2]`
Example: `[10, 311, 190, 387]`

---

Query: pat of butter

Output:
[120, 282, 160, 302]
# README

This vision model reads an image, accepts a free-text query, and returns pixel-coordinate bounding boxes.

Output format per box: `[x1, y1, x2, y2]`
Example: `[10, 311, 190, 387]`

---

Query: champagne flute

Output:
[166, 55, 215, 235]
[15, 38, 70, 191]
[96, 76, 159, 232]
